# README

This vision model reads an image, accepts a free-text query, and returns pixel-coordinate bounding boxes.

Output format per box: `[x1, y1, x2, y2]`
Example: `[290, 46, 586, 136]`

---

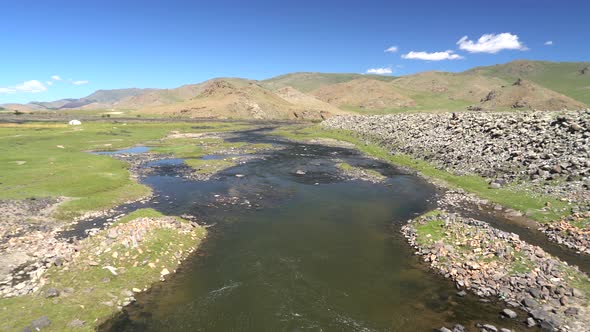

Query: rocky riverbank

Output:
[1, 212, 207, 331]
[322, 110, 590, 254]
[542, 212, 590, 255]
[402, 210, 590, 331]
[322, 110, 590, 206]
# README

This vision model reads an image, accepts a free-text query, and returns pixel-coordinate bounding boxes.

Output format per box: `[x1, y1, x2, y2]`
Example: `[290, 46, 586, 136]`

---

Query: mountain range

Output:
[2, 60, 589, 119]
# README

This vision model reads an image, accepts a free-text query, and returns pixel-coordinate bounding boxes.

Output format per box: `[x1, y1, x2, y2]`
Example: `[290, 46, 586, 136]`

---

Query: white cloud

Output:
[16, 80, 47, 93]
[46, 81, 54, 86]
[51, 75, 62, 81]
[0, 80, 48, 94]
[401, 50, 463, 61]
[72, 80, 89, 85]
[457, 33, 527, 53]
[366, 67, 393, 75]
[544, 40, 553, 46]
[0, 88, 16, 94]
[384, 46, 398, 53]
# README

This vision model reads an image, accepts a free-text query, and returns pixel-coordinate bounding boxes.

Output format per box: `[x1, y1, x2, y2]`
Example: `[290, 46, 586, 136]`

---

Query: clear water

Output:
[94, 146, 150, 155]
[100, 130, 532, 332]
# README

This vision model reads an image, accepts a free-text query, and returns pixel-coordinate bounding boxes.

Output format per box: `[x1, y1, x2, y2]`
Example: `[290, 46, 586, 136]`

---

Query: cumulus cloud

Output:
[16, 80, 47, 92]
[46, 81, 54, 86]
[51, 75, 62, 81]
[457, 33, 527, 53]
[0, 80, 47, 94]
[366, 67, 393, 75]
[72, 80, 89, 85]
[544, 40, 553, 46]
[401, 50, 463, 61]
[384, 46, 398, 53]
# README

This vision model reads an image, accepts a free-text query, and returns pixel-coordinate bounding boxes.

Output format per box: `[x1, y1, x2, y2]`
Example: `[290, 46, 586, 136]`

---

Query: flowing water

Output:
[98, 129, 534, 331]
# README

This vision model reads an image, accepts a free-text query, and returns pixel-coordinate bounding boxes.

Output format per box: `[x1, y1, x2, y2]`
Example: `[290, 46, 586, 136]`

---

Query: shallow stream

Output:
[96, 128, 537, 331]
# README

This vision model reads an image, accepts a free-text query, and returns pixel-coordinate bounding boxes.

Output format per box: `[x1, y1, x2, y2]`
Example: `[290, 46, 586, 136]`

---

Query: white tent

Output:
[68, 120, 82, 126]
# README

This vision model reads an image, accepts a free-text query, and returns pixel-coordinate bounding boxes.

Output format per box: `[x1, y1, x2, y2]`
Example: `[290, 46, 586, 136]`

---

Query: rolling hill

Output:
[139, 78, 343, 120]
[468, 60, 590, 105]
[471, 78, 587, 111]
[1, 60, 588, 119]
[260, 72, 395, 93]
[311, 78, 416, 112]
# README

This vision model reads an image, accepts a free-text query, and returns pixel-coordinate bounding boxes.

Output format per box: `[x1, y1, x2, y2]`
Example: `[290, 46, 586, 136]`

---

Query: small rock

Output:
[102, 266, 118, 276]
[564, 307, 579, 316]
[31, 316, 51, 330]
[452, 324, 465, 332]
[526, 317, 536, 327]
[481, 324, 498, 332]
[67, 319, 85, 328]
[53, 257, 64, 266]
[500, 308, 517, 319]
[522, 297, 538, 308]
[489, 182, 501, 189]
[107, 229, 118, 239]
[45, 288, 59, 298]
[160, 268, 170, 276]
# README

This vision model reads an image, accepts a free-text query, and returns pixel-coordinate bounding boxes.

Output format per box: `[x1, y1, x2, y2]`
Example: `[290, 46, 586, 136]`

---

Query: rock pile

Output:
[402, 211, 590, 331]
[542, 212, 590, 255]
[0, 198, 77, 298]
[323, 110, 590, 206]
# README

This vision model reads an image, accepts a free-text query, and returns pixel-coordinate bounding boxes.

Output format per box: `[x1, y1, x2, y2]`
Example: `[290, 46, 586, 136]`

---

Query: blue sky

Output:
[1, 0, 589, 103]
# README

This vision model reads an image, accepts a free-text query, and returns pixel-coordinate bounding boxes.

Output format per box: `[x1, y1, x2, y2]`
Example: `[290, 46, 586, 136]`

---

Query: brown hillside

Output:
[391, 71, 507, 102]
[140, 78, 341, 120]
[275, 86, 347, 115]
[312, 78, 415, 110]
[473, 79, 587, 111]
[114, 84, 205, 109]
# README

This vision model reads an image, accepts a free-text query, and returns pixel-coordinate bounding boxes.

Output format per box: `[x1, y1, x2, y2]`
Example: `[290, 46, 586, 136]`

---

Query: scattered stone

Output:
[401, 210, 590, 331]
[67, 319, 85, 328]
[102, 266, 118, 276]
[44, 288, 59, 298]
[481, 324, 498, 332]
[526, 317, 536, 327]
[500, 308, 517, 319]
[31, 316, 51, 330]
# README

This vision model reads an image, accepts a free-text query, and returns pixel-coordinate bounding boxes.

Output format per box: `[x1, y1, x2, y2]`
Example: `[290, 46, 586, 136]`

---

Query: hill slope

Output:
[311, 78, 415, 112]
[140, 78, 340, 120]
[468, 60, 590, 105]
[472, 78, 587, 111]
[260, 72, 395, 92]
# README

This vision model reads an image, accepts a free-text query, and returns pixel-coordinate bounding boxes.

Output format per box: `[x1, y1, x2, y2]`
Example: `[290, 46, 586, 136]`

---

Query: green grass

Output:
[415, 219, 445, 245]
[399, 91, 473, 112]
[0, 121, 256, 220]
[273, 125, 569, 223]
[115, 208, 164, 224]
[0, 214, 207, 332]
[509, 251, 535, 274]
